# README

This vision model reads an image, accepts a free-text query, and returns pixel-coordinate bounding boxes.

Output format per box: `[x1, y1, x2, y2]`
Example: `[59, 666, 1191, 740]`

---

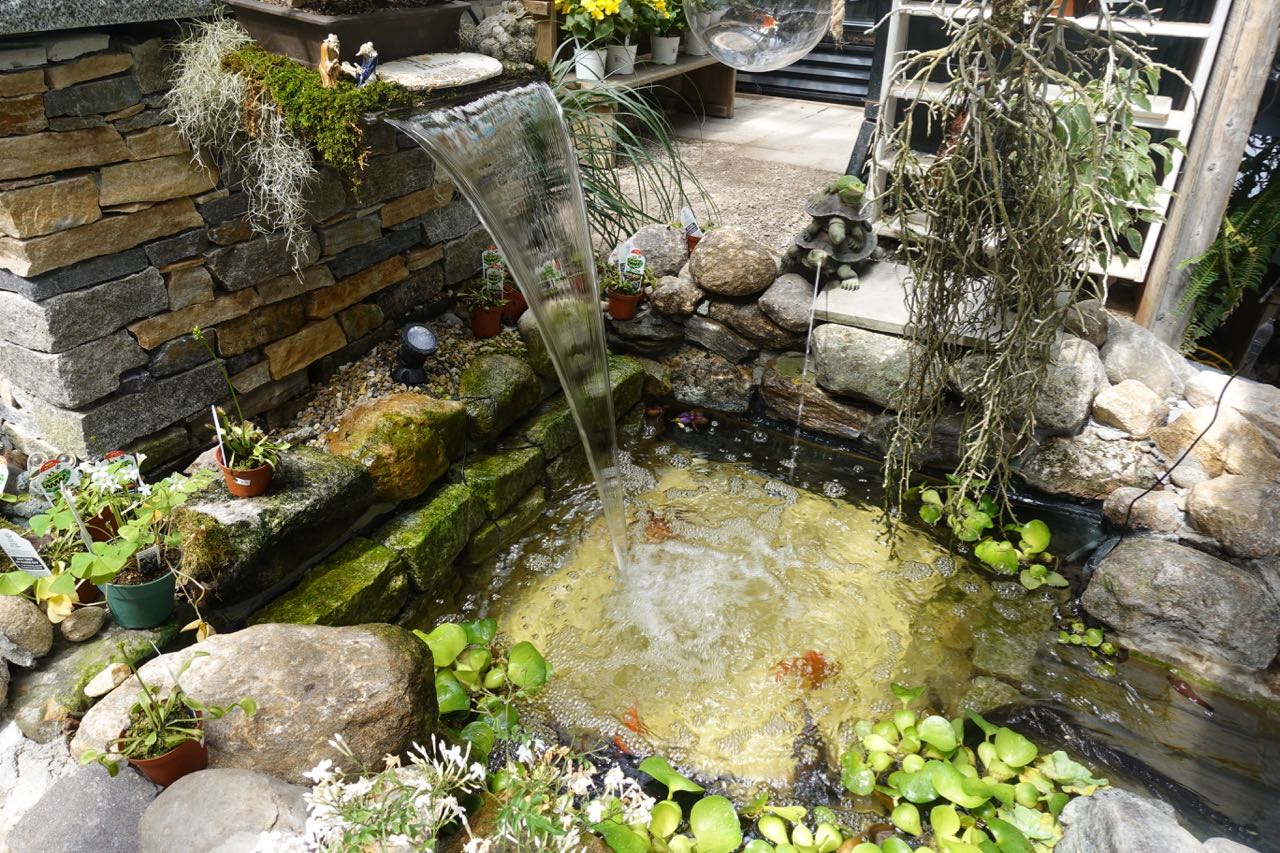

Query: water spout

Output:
[388, 83, 630, 569]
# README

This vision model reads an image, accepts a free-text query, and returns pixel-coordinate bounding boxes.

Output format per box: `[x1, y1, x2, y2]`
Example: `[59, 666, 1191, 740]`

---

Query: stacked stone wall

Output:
[0, 28, 489, 468]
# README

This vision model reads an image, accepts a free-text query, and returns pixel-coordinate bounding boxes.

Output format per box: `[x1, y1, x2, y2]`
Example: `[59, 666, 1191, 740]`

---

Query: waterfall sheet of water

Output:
[388, 83, 630, 569]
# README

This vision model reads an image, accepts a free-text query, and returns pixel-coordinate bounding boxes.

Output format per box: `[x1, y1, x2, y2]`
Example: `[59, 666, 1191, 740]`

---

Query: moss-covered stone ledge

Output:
[175, 446, 374, 606]
[376, 482, 484, 593]
[249, 537, 408, 627]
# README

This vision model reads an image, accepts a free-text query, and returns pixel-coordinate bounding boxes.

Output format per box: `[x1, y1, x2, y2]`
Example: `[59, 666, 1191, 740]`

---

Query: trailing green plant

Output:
[194, 327, 290, 471]
[1178, 138, 1280, 351]
[910, 479, 1066, 591]
[879, 0, 1179, 537]
[168, 18, 410, 260]
[550, 49, 717, 246]
[837, 684, 1107, 853]
[415, 619, 550, 759]
[80, 651, 256, 776]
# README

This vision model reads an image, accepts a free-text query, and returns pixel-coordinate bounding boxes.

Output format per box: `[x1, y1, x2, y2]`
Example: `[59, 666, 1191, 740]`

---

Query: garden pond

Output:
[444, 414, 1280, 850]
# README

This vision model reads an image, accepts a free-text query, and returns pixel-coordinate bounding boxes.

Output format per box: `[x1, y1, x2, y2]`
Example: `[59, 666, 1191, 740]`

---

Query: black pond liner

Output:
[657, 407, 1278, 852]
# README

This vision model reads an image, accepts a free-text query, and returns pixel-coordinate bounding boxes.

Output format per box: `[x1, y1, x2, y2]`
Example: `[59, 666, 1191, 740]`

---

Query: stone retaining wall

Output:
[0, 26, 489, 467]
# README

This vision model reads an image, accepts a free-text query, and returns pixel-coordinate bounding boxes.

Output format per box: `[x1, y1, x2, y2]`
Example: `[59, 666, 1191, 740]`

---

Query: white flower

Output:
[585, 800, 607, 824]
[516, 743, 536, 765]
[304, 759, 334, 783]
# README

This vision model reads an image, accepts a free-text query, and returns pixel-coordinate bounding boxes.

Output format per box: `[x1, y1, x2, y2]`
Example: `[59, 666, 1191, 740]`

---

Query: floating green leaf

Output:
[892, 801, 923, 836]
[434, 670, 469, 714]
[1038, 751, 1108, 792]
[458, 721, 495, 759]
[931, 804, 961, 838]
[994, 728, 1037, 768]
[649, 799, 683, 838]
[689, 796, 743, 853]
[1017, 520, 1050, 555]
[931, 761, 990, 809]
[416, 623, 467, 668]
[966, 710, 999, 739]
[918, 715, 958, 753]
[975, 540, 1020, 574]
[889, 768, 938, 804]
[595, 819, 652, 853]
[462, 617, 497, 645]
[882, 838, 913, 853]
[506, 641, 549, 689]
[639, 756, 705, 798]
[1004, 804, 1058, 841]
[892, 683, 926, 708]
[743, 841, 776, 853]
[985, 818, 1032, 853]
[841, 750, 876, 796]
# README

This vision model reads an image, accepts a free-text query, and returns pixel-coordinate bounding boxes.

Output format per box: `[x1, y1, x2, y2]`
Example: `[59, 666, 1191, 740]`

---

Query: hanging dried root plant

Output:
[878, 0, 1177, 527]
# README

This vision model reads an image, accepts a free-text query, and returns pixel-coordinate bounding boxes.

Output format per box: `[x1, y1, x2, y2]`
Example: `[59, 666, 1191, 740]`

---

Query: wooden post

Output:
[1135, 0, 1280, 345]
[523, 0, 558, 65]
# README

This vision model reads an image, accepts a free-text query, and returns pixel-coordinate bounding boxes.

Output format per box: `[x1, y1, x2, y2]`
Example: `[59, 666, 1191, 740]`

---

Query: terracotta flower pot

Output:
[608, 290, 643, 320]
[216, 448, 274, 499]
[75, 578, 102, 606]
[121, 716, 207, 787]
[86, 507, 120, 543]
[502, 283, 527, 324]
[686, 234, 702, 254]
[471, 306, 504, 338]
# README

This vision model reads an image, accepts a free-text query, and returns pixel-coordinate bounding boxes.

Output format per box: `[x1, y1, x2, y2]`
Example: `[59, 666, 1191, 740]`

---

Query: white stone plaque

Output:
[376, 52, 503, 91]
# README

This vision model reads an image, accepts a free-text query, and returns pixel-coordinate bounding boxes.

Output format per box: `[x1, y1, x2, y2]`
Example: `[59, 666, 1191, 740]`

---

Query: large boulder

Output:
[760, 356, 876, 440]
[1092, 378, 1166, 438]
[624, 223, 688, 277]
[325, 392, 465, 503]
[813, 324, 920, 410]
[1033, 336, 1107, 436]
[1185, 370, 1280, 456]
[1153, 405, 1280, 481]
[688, 227, 777, 296]
[684, 316, 756, 363]
[1187, 476, 1280, 559]
[138, 769, 307, 853]
[1100, 316, 1196, 398]
[7, 764, 158, 853]
[1058, 788, 1203, 853]
[0, 597, 52, 668]
[708, 300, 803, 350]
[1063, 297, 1109, 348]
[0, 721, 80, 842]
[174, 448, 375, 606]
[1020, 428, 1160, 500]
[71, 623, 438, 784]
[758, 273, 815, 333]
[650, 275, 703, 318]
[1082, 538, 1280, 669]
[457, 353, 540, 444]
[663, 346, 754, 413]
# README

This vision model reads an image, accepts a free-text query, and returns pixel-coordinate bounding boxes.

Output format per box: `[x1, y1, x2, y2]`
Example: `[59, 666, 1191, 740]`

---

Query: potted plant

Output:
[558, 0, 619, 81]
[600, 263, 645, 320]
[73, 470, 216, 630]
[194, 328, 290, 499]
[80, 652, 257, 787]
[606, 0, 642, 75]
[648, 0, 684, 65]
[460, 276, 508, 338]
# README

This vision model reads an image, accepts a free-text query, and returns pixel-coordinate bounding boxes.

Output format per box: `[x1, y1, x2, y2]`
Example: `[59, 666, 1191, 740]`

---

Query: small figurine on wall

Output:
[319, 33, 341, 88]
[341, 42, 379, 87]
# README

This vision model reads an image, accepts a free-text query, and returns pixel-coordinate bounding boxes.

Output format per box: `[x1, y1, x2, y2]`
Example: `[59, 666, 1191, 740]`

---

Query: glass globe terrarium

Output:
[686, 0, 832, 73]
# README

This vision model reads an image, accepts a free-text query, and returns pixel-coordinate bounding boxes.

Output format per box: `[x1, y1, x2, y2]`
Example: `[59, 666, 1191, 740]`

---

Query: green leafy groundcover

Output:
[222, 45, 412, 181]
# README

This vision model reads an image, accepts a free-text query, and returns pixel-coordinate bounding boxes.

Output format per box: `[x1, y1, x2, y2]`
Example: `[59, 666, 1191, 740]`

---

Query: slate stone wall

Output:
[0, 28, 489, 466]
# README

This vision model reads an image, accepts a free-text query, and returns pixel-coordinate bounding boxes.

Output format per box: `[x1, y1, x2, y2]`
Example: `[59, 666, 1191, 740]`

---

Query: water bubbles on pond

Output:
[822, 480, 848, 499]
[899, 560, 933, 581]
[934, 555, 957, 577]
[962, 580, 982, 595]
[689, 0, 832, 73]
[752, 431, 768, 443]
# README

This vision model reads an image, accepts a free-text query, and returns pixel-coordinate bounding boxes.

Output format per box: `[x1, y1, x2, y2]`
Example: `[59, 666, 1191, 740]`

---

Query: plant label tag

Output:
[679, 206, 703, 239]
[30, 460, 79, 506]
[135, 545, 162, 576]
[0, 457, 9, 495]
[0, 529, 51, 577]
[103, 450, 145, 491]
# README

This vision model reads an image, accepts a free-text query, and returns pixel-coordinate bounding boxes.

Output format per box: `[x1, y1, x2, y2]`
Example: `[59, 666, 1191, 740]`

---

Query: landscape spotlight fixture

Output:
[392, 323, 438, 386]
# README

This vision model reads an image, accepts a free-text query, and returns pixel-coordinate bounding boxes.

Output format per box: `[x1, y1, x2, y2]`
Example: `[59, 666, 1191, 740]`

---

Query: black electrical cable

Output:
[1117, 367, 1242, 541]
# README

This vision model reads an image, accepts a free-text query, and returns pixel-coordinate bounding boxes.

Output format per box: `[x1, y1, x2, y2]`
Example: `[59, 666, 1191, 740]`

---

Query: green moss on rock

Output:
[546, 444, 589, 498]
[174, 447, 374, 606]
[250, 537, 408, 627]
[375, 482, 484, 592]
[609, 355, 645, 415]
[519, 397, 578, 460]
[458, 354, 540, 445]
[462, 446, 544, 517]
[326, 393, 465, 502]
[463, 487, 546, 564]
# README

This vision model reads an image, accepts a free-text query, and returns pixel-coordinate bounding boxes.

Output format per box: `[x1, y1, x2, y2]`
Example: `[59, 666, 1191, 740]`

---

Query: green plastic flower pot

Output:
[105, 572, 176, 629]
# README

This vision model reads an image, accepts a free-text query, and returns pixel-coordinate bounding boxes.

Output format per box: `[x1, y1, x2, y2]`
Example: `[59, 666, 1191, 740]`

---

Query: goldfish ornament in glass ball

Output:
[686, 0, 833, 72]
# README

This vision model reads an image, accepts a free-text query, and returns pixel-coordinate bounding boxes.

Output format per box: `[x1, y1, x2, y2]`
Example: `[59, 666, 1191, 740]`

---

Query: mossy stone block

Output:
[609, 355, 645, 416]
[7, 620, 181, 742]
[325, 393, 465, 502]
[520, 396, 578, 460]
[376, 482, 484, 592]
[462, 446, 544, 517]
[546, 444, 589, 498]
[174, 447, 374, 606]
[462, 487, 547, 565]
[458, 353, 540, 444]
[249, 537, 408, 627]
